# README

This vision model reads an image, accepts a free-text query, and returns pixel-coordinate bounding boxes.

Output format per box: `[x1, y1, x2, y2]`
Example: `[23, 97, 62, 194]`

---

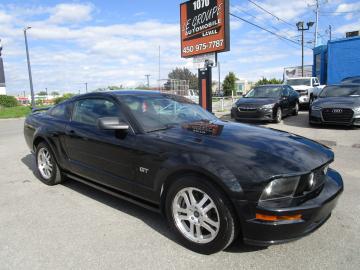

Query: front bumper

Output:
[299, 95, 310, 104]
[233, 168, 343, 246]
[231, 107, 274, 121]
[309, 109, 360, 126]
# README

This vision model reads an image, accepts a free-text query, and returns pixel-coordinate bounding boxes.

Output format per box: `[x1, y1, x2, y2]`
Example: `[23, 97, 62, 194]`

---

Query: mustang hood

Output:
[158, 121, 334, 182]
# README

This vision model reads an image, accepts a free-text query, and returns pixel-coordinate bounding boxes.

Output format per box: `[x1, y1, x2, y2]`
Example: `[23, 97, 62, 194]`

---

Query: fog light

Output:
[256, 213, 302, 221]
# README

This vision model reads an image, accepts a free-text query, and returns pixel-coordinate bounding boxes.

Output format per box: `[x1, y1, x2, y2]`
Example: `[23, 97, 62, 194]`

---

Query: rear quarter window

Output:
[48, 103, 71, 120]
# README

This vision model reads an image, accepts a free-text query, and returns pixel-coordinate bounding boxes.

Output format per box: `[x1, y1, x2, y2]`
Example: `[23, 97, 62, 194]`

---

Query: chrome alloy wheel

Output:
[37, 148, 53, 180]
[172, 187, 220, 244]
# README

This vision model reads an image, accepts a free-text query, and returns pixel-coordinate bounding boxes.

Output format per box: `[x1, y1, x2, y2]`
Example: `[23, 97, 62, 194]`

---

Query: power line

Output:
[229, 13, 313, 49]
[246, 0, 295, 28]
[233, 6, 296, 39]
[320, 10, 360, 14]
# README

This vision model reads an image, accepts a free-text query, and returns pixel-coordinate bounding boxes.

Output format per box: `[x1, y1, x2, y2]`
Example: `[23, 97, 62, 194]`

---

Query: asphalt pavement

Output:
[0, 114, 359, 270]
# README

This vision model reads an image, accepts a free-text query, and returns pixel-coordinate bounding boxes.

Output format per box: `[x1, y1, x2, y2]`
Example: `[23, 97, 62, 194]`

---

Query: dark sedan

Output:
[24, 90, 343, 254]
[231, 85, 299, 123]
[309, 85, 360, 126]
[341, 76, 360, 84]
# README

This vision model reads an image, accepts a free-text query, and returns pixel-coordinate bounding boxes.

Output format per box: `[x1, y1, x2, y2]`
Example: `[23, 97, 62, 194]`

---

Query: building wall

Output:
[327, 36, 360, 84]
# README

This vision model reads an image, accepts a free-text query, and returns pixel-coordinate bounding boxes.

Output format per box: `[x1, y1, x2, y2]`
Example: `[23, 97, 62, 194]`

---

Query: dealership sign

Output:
[180, 0, 230, 58]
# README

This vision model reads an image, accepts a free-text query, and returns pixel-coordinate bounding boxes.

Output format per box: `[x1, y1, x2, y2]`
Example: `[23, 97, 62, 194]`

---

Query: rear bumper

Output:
[231, 107, 274, 121]
[233, 168, 343, 246]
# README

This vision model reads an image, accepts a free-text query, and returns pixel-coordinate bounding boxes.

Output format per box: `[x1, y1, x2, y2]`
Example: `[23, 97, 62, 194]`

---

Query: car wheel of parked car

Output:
[165, 175, 238, 254]
[292, 102, 299, 116]
[35, 142, 64, 186]
[274, 107, 282, 123]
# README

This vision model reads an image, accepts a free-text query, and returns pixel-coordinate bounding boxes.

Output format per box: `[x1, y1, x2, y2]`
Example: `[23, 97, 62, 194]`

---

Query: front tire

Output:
[274, 107, 282, 123]
[165, 176, 237, 254]
[292, 102, 299, 116]
[35, 142, 64, 186]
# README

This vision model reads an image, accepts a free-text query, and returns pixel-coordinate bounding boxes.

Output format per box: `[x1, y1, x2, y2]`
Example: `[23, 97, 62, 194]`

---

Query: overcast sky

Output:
[1, 0, 359, 95]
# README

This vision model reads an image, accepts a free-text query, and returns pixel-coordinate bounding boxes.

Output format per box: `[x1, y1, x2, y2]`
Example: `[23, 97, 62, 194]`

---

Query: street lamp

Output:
[24, 26, 35, 108]
[296, 21, 314, 77]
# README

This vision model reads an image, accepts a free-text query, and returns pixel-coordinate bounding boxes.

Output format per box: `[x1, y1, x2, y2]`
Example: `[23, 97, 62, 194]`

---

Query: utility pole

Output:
[329, 25, 332, 41]
[45, 87, 48, 96]
[296, 21, 314, 76]
[158, 46, 161, 90]
[314, 0, 319, 47]
[218, 61, 221, 93]
[24, 26, 35, 108]
[85, 82, 88, 93]
[145, 74, 151, 88]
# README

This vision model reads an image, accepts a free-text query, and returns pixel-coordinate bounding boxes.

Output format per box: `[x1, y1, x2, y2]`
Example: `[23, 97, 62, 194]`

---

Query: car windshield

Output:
[287, 79, 311, 86]
[320, 85, 360, 97]
[117, 94, 218, 132]
[245, 86, 282, 98]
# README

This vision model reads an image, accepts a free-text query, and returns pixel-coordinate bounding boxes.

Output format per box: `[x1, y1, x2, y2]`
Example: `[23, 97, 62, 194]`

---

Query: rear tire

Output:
[165, 175, 238, 254]
[35, 142, 64, 186]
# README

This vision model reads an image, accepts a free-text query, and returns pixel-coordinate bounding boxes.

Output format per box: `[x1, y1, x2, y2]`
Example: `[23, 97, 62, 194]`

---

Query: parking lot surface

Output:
[0, 114, 359, 270]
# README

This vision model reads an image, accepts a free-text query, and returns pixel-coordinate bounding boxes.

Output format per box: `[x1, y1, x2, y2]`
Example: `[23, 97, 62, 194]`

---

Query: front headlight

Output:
[311, 105, 322, 111]
[259, 176, 300, 201]
[261, 103, 275, 109]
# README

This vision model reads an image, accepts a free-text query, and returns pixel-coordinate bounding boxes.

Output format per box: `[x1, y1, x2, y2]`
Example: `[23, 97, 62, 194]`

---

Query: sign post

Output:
[180, 0, 230, 112]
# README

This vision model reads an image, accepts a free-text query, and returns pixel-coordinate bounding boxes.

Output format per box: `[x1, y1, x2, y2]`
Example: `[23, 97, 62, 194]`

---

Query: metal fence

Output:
[212, 97, 239, 113]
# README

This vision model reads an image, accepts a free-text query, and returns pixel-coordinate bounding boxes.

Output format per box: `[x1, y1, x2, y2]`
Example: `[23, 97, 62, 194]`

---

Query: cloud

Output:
[48, 3, 94, 24]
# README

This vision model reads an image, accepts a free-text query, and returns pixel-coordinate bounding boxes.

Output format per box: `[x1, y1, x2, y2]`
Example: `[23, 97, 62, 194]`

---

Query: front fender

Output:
[154, 152, 244, 199]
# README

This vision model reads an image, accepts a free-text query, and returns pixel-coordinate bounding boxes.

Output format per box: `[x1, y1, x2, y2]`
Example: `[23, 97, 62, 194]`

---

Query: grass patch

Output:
[0, 106, 32, 119]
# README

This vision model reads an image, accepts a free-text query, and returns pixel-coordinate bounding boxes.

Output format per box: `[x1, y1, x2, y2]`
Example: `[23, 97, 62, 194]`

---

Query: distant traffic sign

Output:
[180, 0, 230, 58]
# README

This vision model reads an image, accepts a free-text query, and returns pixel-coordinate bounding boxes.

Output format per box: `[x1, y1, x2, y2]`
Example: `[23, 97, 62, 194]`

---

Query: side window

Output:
[283, 87, 290, 97]
[49, 103, 70, 120]
[72, 99, 120, 126]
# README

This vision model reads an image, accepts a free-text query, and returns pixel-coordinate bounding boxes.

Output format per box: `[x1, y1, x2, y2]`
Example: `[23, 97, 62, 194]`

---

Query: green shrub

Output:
[54, 93, 75, 105]
[0, 95, 19, 107]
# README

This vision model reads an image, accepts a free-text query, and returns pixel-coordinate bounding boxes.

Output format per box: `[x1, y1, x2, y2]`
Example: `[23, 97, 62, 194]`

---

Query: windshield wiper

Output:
[146, 124, 176, 133]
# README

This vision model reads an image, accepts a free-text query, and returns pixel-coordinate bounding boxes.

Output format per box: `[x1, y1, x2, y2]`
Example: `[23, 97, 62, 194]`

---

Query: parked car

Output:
[231, 85, 299, 123]
[309, 84, 360, 126]
[24, 90, 343, 254]
[285, 77, 324, 105]
[341, 76, 360, 85]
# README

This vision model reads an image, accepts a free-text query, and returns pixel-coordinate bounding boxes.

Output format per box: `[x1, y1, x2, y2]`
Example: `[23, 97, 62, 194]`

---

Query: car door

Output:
[286, 86, 298, 109]
[64, 97, 137, 194]
[280, 86, 291, 115]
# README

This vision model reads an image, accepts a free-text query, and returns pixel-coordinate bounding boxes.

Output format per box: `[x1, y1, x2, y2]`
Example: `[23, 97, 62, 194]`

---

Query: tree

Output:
[108, 85, 124, 90]
[255, 77, 283, 86]
[54, 93, 75, 105]
[51, 91, 60, 96]
[222, 72, 238, 96]
[37, 91, 47, 96]
[168, 67, 198, 89]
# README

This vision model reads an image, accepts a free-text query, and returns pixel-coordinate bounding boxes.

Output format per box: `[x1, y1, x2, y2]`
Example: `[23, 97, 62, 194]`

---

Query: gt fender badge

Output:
[139, 167, 149, 174]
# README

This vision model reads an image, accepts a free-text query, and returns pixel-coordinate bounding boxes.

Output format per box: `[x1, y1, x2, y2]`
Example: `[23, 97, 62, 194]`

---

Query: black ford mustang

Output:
[231, 85, 299, 123]
[310, 84, 360, 126]
[24, 90, 343, 254]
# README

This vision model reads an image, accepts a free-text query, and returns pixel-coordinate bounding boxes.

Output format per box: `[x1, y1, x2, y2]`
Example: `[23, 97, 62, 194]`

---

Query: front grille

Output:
[321, 108, 354, 123]
[238, 106, 258, 112]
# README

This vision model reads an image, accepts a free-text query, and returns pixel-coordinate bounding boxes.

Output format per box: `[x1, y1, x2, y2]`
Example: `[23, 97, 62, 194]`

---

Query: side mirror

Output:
[98, 117, 129, 130]
[313, 83, 320, 87]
